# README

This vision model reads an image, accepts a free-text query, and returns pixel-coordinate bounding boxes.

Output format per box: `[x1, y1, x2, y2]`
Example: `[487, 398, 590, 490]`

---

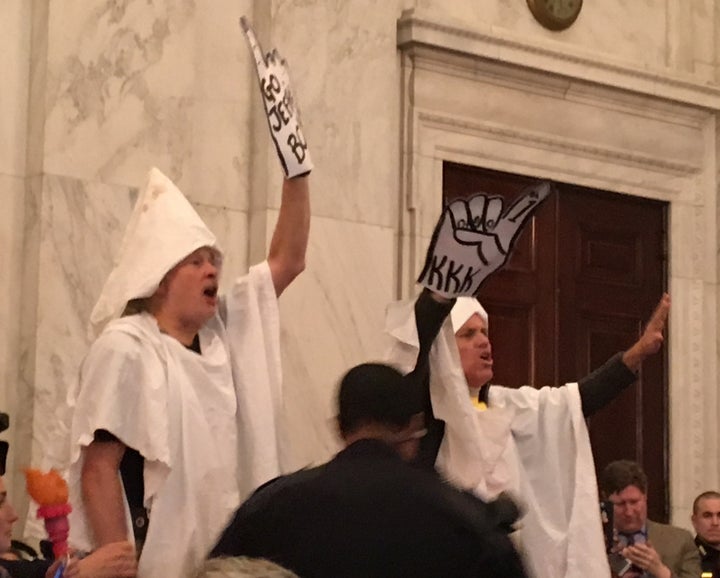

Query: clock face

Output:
[526, 0, 583, 31]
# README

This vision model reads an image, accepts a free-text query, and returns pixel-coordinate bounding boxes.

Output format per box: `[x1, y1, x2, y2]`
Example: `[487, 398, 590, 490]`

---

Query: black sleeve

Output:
[210, 490, 271, 558]
[406, 289, 455, 386]
[0, 559, 52, 578]
[92, 430, 145, 512]
[405, 289, 455, 471]
[209, 472, 299, 559]
[578, 352, 637, 417]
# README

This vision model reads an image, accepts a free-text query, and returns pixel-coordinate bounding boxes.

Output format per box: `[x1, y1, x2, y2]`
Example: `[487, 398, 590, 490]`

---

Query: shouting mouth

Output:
[203, 284, 218, 304]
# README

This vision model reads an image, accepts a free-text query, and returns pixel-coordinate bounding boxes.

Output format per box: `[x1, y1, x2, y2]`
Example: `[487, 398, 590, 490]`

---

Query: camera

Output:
[601, 500, 635, 576]
[0, 412, 9, 475]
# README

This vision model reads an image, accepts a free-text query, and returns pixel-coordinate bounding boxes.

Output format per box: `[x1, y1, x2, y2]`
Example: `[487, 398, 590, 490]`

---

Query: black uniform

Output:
[0, 559, 51, 578]
[696, 536, 720, 577]
[211, 438, 528, 578]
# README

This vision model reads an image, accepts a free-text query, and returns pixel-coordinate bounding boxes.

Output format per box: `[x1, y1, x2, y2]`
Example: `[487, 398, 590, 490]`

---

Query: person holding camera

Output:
[600, 460, 701, 578]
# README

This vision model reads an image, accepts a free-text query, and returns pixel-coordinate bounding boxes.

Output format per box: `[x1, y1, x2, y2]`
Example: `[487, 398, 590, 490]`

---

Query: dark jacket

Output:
[211, 439, 528, 578]
[0, 559, 51, 578]
[696, 535, 720, 576]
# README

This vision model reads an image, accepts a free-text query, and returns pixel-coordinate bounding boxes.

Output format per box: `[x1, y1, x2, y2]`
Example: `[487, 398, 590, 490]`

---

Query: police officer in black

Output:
[692, 491, 720, 577]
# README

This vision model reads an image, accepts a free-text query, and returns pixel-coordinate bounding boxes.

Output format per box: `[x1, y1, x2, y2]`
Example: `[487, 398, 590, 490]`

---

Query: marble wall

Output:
[2, 0, 719, 539]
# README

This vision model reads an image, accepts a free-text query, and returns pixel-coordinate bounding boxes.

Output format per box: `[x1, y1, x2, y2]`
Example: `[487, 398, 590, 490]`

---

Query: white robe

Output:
[67, 262, 283, 578]
[385, 299, 611, 578]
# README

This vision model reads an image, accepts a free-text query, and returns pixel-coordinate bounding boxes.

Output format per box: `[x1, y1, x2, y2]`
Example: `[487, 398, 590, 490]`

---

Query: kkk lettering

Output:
[418, 182, 553, 298]
[241, 17, 313, 178]
[425, 255, 480, 295]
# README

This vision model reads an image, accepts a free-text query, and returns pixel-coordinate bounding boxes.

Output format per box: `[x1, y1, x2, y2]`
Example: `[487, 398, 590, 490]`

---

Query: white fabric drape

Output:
[385, 299, 611, 578]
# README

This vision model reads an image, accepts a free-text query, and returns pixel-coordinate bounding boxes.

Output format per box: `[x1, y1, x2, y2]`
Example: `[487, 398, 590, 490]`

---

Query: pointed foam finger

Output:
[532, 180, 553, 202]
[239, 17, 267, 71]
[502, 180, 552, 228]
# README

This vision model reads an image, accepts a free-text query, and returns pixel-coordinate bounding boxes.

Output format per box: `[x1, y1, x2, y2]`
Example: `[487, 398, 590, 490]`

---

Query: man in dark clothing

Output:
[210, 292, 527, 578]
[692, 490, 720, 577]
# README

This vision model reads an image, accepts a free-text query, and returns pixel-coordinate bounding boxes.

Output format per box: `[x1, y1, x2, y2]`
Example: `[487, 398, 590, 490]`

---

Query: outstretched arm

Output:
[267, 176, 310, 296]
[579, 294, 670, 417]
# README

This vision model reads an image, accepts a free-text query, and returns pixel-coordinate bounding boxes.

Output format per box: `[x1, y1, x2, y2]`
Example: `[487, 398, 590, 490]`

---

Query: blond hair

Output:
[196, 557, 299, 578]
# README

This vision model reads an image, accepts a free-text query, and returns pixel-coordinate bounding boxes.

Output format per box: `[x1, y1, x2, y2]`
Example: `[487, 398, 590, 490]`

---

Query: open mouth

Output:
[203, 285, 218, 299]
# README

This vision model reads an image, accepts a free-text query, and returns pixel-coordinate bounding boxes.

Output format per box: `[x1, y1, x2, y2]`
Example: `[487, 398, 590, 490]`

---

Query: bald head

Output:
[692, 491, 720, 546]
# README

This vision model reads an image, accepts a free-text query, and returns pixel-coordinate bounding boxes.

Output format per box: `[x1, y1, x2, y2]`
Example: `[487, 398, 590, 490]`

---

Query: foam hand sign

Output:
[418, 181, 553, 298]
[240, 17, 313, 178]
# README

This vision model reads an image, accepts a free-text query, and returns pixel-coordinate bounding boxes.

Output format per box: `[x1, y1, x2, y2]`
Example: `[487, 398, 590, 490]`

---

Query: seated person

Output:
[385, 178, 670, 578]
[600, 459, 701, 578]
[0, 471, 136, 577]
[209, 355, 527, 578]
[691, 490, 720, 577]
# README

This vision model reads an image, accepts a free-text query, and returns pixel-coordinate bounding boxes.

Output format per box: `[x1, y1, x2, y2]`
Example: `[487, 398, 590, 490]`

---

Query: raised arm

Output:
[240, 18, 313, 296]
[267, 176, 310, 296]
[405, 290, 455, 471]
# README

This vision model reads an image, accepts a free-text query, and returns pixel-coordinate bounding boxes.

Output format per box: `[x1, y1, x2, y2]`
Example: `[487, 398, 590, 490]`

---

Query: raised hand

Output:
[240, 17, 313, 178]
[621, 542, 668, 578]
[417, 181, 552, 298]
[622, 293, 670, 371]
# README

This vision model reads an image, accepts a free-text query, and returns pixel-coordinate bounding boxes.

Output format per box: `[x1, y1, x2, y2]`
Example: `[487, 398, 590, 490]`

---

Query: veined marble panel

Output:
[261, 0, 402, 227]
[275, 213, 397, 472]
[41, 0, 252, 199]
[30, 175, 138, 471]
[0, 175, 27, 420]
[671, 203, 711, 282]
[0, 0, 31, 175]
[194, 0, 254, 101]
[183, 100, 252, 211]
[13, 174, 43, 538]
[0, 174, 32, 515]
[667, 279, 717, 531]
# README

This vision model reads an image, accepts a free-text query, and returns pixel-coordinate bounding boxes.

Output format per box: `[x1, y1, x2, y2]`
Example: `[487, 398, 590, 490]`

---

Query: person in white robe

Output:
[67, 20, 313, 578]
[67, 165, 309, 578]
[385, 293, 670, 578]
[385, 180, 670, 578]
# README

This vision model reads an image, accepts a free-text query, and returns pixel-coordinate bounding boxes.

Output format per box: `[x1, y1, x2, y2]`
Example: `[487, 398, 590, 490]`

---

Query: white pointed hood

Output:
[450, 296, 488, 333]
[90, 167, 219, 335]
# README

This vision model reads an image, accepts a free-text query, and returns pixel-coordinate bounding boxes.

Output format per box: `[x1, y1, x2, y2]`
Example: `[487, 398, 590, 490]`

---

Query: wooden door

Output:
[443, 162, 669, 521]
